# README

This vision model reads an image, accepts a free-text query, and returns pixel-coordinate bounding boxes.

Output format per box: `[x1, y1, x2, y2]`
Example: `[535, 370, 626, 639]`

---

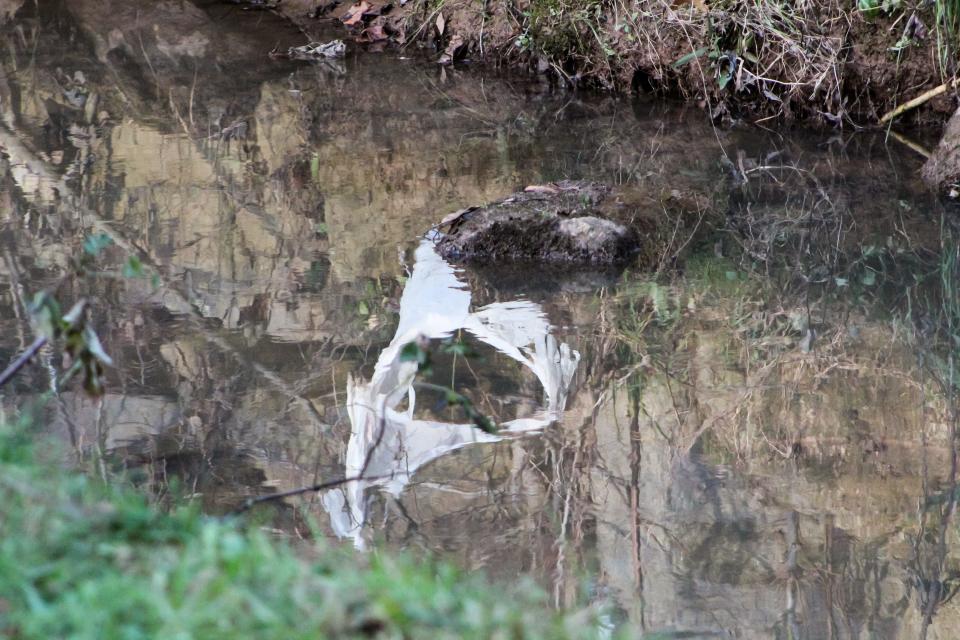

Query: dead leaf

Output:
[288, 40, 347, 59]
[524, 184, 559, 194]
[437, 34, 463, 65]
[342, 1, 370, 26]
[439, 206, 476, 227]
[904, 13, 927, 40]
[435, 12, 445, 36]
[357, 21, 388, 43]
[673, 0, 707, 8]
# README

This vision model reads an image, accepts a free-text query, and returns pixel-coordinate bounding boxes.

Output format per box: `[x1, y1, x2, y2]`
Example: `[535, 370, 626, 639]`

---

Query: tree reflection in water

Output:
[322, 239, 579, 548]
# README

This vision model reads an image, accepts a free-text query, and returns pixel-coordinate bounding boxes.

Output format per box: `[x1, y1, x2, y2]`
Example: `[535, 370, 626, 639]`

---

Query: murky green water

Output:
[3, 1, 960, 637]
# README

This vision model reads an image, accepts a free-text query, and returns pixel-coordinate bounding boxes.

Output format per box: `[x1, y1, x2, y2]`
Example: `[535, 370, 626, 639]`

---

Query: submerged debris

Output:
[274, 40, 347, 60]
[228, 0, 281, 8]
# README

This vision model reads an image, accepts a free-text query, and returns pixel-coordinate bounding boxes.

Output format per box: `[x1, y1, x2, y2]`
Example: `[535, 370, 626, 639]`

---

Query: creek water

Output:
[2, 1, 960, 637]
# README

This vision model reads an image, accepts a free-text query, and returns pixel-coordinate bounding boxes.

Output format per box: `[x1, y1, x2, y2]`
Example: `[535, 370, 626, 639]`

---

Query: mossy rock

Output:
[433, 180, 713, 268]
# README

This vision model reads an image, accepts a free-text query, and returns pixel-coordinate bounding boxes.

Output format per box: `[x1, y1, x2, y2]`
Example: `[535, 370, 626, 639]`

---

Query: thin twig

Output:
[234, 473, 395, 513]
[0, 299, 88, 389]
[0, 336, 47, 388]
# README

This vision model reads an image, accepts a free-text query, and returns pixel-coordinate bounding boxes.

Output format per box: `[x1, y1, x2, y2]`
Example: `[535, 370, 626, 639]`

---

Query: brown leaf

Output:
[523, 184, 559, 194]
[357, 21, 388, 43]
[362, 3, 392, 17]
[439, 206, 476, 227]
[905, 13, 927, 40]
[342, 1, 370, 26]
[437, 34, 464, 65]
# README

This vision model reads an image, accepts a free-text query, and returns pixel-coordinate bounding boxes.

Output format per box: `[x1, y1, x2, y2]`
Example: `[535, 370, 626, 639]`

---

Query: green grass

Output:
[933, 0, 960, 73]
[0, 412, 607, 639]
[859, 0, 960, 73]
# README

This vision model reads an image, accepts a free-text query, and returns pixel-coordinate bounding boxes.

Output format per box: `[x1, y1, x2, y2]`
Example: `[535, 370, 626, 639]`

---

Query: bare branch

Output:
[234, 473, 394, 514]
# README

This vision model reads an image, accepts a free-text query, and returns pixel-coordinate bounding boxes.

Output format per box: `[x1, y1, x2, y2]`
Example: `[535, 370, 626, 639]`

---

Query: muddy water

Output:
[2, 1, 960, 638]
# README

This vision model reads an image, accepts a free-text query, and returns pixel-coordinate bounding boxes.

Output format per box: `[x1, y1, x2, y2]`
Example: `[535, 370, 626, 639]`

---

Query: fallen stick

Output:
[880, 77, 959, 124]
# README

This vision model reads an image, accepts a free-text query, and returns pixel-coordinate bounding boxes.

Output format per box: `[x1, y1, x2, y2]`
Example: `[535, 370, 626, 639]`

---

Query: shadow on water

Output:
[2, 0, 960, 636]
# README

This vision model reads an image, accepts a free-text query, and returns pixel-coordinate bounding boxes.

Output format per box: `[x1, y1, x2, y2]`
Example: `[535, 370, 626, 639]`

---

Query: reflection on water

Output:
[1, 0, 960, 637]
[322, 239, 578, 548]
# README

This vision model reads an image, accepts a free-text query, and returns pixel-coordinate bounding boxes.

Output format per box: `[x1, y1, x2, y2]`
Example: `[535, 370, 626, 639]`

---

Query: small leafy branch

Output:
[0, 295, 113, 396]
[399, 338, 497, 434]
[0, 232, 151, 396]
[236, 337, 495, 513]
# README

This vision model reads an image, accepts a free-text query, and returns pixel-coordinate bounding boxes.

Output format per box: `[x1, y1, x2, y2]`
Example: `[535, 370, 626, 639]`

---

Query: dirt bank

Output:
[262, 0, 960, 193]
[273, 0, 957, 128]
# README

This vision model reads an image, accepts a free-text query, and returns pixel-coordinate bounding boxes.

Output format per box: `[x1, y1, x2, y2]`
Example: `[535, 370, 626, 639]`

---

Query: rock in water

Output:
[923, 107, 960, 197]
[434, 181, 639, 264]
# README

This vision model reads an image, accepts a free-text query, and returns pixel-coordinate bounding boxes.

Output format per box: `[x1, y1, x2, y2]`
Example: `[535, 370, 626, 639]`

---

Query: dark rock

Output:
[434, 181, 638, 265]
[923, 107, 960, 197]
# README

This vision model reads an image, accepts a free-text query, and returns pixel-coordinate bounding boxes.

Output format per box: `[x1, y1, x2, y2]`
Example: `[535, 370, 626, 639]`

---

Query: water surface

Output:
[2, 2, 959, 637]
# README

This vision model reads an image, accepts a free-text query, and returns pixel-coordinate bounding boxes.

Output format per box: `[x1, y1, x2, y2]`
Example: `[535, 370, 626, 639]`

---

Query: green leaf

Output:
[441, 340, 473, 358]
[399, 342, 422, 362]
[82, 360, 105, 397]
[29, 292, 62, 340]
[672, 47, 709, 69]
[861, 270, 877, 286]
[122, 255, 144, 278]
[470, 412, 497, 434]
[83, 233, 113, 257]
[83, 326, 114, 367]
[399, 341, 431, 373]
[717, 70, 732, 90]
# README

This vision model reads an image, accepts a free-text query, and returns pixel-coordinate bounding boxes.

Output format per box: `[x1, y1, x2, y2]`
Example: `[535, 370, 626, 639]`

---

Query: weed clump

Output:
[397, 0, 959, 124]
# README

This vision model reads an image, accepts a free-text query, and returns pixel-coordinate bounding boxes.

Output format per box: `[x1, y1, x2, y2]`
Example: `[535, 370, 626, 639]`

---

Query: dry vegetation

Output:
[300, 0, 960, 125]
